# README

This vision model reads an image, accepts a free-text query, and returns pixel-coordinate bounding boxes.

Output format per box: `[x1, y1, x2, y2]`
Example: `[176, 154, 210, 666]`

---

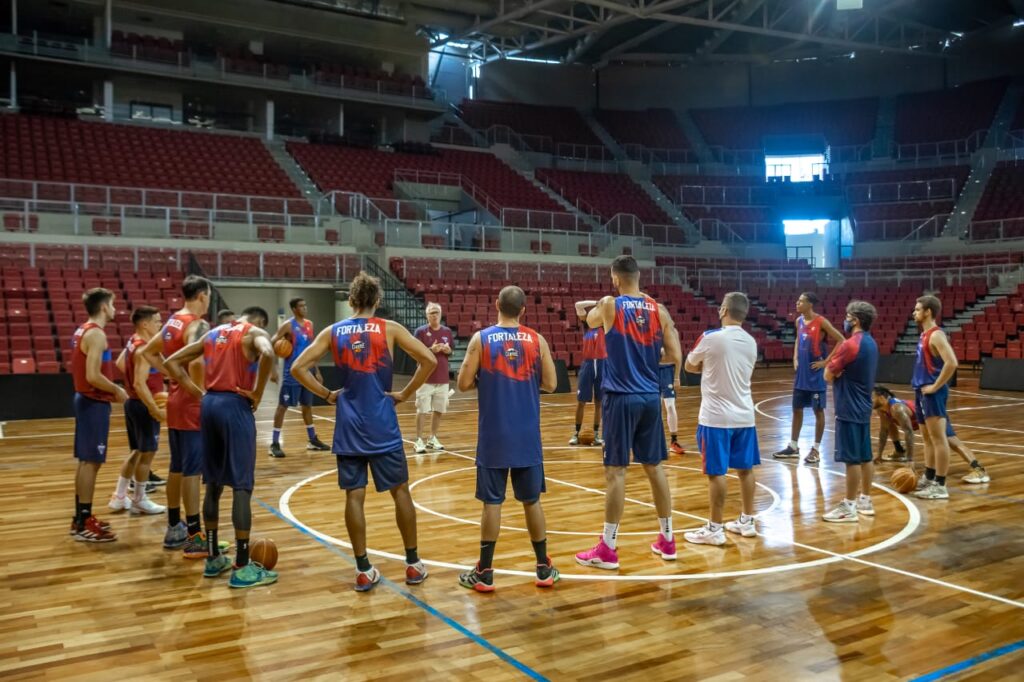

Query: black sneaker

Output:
[307, 437, 331, 452]
[459, 565, 495, 593]
[773, 445, 800, 459]
[148, 470, 166, 486]
[269, 443, 286, 458]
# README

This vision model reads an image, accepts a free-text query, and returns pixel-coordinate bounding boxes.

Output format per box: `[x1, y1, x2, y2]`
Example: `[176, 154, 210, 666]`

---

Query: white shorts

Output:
[416, 383, 450, 414]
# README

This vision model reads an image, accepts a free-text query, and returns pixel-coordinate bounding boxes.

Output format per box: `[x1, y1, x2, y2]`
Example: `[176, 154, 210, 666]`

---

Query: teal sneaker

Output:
[229, 561, 278, 589]
[204, 553, 233, 578]
[163, 521, 188, 549]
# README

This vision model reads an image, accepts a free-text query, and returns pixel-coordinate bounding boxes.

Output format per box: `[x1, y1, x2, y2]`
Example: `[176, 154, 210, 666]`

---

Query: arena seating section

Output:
[690, 98, 878, 149]
[593, 109, 690, 151]
[458, 99, 604, 148]
[971, 162, 1024, 240]
[534, 168, 672, 225]
[950, 283, 1024, 362]
[843, 165, 970, 240]
[894, 79, 1006, 146]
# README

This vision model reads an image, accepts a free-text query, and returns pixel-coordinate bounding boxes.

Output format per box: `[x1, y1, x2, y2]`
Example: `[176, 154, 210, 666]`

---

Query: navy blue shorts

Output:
[278, 382, 314, 407]
[576, 359, 604, 403]
[602, 392, 667, 467]
[792, 388, 826, 411]
[835, 419, 872, 464]
[696, 425, 760, 476]
[124, 398, 160, 453]
[73, 393, 111, 463]
[168, 428, 203, 476]
[914, 386, 949, 424]
[659, 365, 676, 399]
[200, 392, 257, 491]
[337, 450, 409, 492]
[946, 421, 956, 438]
[476, 464, 546, 505]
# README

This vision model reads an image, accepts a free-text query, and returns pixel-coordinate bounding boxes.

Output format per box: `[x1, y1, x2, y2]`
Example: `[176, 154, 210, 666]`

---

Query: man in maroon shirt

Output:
[413, 302, 454, 453]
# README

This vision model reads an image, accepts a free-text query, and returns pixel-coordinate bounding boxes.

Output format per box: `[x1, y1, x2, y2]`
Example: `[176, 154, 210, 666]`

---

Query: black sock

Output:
[207, 529, 219, 558]
[671, 434, 678, 443]
[236, 538, 250, 567]
[531, 538, 548, 565]
[405, 546, 419, 564]
[78, 501, 92, 526]
[574, 423, 581, 434]
[970, 460, 982, 469]
[593, 424, 600, 434]
[74, 494, 81, 527]
[925, 467, 936, 481]
[167, 507, 181, 527]
[186, 514, 202, 537]
[935, 475, 947, 486]
[355, 553, 372, 572]
[479, 540, 497, 571]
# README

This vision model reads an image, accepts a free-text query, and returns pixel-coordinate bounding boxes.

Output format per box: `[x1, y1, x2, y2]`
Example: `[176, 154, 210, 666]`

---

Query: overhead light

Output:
[507, 56, 561, 64]
[1014, 18, 1024, 28]
[836, 0, 862, 9]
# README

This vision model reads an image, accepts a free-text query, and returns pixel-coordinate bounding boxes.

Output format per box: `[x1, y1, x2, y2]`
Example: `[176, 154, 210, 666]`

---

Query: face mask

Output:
[843, 319, 853, 334]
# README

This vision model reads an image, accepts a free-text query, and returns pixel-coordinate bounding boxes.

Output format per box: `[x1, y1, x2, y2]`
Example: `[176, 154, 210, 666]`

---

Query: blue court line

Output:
[254, 498, 549, 682]
[911, 638, 1024, 681]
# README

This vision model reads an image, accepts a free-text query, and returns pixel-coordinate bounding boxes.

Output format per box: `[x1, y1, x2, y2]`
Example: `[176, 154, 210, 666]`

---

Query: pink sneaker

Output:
[650, 533, 677, 560]
[575, 538, 620, 570]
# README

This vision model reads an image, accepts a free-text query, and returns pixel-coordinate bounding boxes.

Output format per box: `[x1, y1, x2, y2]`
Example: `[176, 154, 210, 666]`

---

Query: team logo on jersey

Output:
[351, 338, 365, 354]
[505, 346, 519, 361]
[635, 314, 647, 327]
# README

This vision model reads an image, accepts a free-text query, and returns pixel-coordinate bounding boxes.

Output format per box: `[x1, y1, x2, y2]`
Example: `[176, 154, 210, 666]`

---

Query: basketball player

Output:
[871, 386, 990, 483]
[683, 292, 761, 545]
[217, 309, 236, 325]
[774, 292, 845, 465]
[911, 295, 959, 500]
[822, 301, 879, 522]
[413, 302, 454, 454]
[291, 272, 436, 592]
[575, 256, 681, 569]
[570, 300, 605, 446]
[164, 307, 278, 588]
[70, 287, 128, 542]
[456, 286, 560, 591]
[660, 333, 685, 455]
[108, 305, 166, 516]
[141, 275, 211, 555]
[269, 298, 330, 458]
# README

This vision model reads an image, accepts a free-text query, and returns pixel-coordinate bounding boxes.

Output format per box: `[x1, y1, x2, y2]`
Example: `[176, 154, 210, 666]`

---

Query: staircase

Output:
[628, 172, 702, 242]
[674, 110, 717, 166]
[580, 110, 628, 162]
[444, 104, 488, 147]
[871, 96, 896, 159]
[942, 82, 1024, 236]
[264, 139, 323, 211]
[894, 283, 1019, 353]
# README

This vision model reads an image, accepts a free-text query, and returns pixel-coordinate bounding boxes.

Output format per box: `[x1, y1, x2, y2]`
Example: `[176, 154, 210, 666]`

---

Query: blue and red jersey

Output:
[581, 326, 607, 361]
[795, 315, 828, 392]
[912, 326, 945, 388]
[888, 397, 919, 431]
[602, 295, 663, 394]
[162, 311, 202, 430]
[283, 317, 314, 383]
[827, 331, 878, 423]
[125, 332, 164, 399]
[476, 325, 542, 468]
[71, 321, 114, 402]
[329, 316, 401, 455]
[203, 322, 258, 394]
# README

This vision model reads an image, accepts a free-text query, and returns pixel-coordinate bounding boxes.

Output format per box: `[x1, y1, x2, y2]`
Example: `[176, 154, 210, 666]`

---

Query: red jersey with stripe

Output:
[602, 295, 663, 394]
[582, 326, 607, 361]
[71, 322, 114, 402]
[795, 315, 828, 392]
[125, 333, 164, 399]
[888, 397, 919, 431]
[162, 311, 202, 430]
[912, 326, 945, 389]
[203, 322, 258, 394]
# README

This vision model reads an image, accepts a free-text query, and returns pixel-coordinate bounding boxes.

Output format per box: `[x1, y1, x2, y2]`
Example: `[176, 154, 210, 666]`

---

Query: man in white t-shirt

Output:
[683, 291, 761, 546]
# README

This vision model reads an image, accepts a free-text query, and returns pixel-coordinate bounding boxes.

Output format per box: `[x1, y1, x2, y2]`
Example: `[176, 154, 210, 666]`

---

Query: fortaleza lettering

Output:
[336, 322, 382, 335]
[620, 300, 657, 311]
[486, 331, 534, 343]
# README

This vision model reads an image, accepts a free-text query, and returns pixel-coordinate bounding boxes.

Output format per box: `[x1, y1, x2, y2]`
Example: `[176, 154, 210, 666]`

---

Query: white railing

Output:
[677, 184, 774, 206]
[830, 143, 874, 164]
[1002, 129, 1024, 152]
[845, 178, 958, 204]
[894, 130, 986, 164]
[621, 144, 700, 165]
[964, 217, 1024, 242]
[481, 125, 555, 155]
[391, 257, 658, 285]
[602, 213, 692, 247]
[854, 213, 950, 242]
[695, 219, 781, 244]
[693, 263, 1018, 292]
[554, 142, 614, 161]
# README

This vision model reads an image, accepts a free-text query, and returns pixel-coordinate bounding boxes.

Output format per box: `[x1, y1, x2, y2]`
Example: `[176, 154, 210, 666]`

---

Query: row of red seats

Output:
[974, 162, 1024, 222]
[535, 168, 672, 226]
[459, 99, 603, 148]
[594, 109, 690, 151]
[895, 78, 1007, 145]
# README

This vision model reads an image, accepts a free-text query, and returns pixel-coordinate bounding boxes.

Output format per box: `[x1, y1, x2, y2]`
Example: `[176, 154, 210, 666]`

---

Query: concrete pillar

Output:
[265, 99, 274, 141]
[9, 61, 16, 108]
[338, 102, 344, 136]
[104, 0, 112, 48]
[102, 80, 113, 121]
[11, 0, 16, 35]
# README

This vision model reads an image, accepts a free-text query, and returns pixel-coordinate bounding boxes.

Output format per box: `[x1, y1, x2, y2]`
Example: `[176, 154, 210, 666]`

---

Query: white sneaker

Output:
[823, 502, 858, 523]
[724, 517, 757, 537]
[856, 496, 875, 517]
[684, 524, 726, 546]
[130, 494, 166, 516]
[428, 436, 444, 451]
[962, 468, 990, 484]
[915, 474, 930, 491]
[914, 483, 949, 500]
[108, 493, 132, 512]
[413, 438, 427, 454]
[568, 434, 579, 445]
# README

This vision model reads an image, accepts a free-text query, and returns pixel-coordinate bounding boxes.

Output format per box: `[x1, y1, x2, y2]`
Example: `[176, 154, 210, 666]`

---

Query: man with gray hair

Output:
[823, 300, 879, 522]
[684, 291, 761, 545]
[413, 302, 454, 453]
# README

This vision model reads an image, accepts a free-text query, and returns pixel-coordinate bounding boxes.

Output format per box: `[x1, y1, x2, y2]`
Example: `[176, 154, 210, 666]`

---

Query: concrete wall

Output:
[215, 284, 337, 330]
[478, 60, 595, 108]
[112, 75, 184, 115]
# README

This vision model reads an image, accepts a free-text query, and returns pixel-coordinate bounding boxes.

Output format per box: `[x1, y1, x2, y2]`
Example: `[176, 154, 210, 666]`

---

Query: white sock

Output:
[844, 498, 856, 509]
[659, 517, 672, 539]
[739, 513, 754, 524]
[813, 442, 821, 451]
[789, 440, 798, 449]
[858, 494, 870, 503]
[708, 521, 723, 532]
[115, 476, 130, 497]
[132, 478, 146, 502]
[602, 522, 619, 550]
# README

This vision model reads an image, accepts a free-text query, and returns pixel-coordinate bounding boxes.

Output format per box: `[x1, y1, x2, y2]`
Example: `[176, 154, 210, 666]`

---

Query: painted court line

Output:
[911, 637, 1024, 681]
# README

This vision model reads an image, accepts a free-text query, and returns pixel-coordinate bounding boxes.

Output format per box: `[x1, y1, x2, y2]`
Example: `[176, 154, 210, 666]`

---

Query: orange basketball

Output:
[890, 467, 917, 494]
[250, 538, 278, 570]
[153, 391, 168, 409]
[578, 430, 595, 446]
[273, 338, 293, 359]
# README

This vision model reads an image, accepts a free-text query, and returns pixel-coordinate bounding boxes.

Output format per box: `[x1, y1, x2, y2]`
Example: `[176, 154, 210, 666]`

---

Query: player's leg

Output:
[685, 426, 728, 545]
[110, 450, 138, 511]
[201, 481, 231, 578]
[72, 396, 115, 541]
[824, 420, 866, 522]
[463, 467, 506, 591]
[592, 395, 604, 446]
[775, 393, 805, 458]
[916, 416, 951, 499]
[181, 461, 205, 558]
[664, 398, 683, 455]
[806, 398, 826, 465]
[951, 436, 990, 483]
[634, 392, 673, 548]
[572, 362, 595, 444]
[516, 466, 557, 586]
[337, 453, 378, 591]
[164, 429, 186, 548]
[918, 422, 935, 490]
[572, 401, 585, 444]
[642, 462, 677, 559]
[270, 400, 288, 458]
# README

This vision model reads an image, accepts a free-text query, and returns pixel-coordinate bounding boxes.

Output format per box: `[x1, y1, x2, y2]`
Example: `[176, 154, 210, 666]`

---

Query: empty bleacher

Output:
[458, 99, 605, 153]
[894, 79, 1006, 150]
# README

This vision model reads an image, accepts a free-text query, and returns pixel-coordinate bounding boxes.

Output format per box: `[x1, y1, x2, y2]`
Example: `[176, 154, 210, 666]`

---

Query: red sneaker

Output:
[669, 442, 685, 455]
[72, 515, 117, 542]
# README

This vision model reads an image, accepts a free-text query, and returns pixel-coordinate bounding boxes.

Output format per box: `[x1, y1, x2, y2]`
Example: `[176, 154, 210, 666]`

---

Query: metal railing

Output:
[845, 178, 957, 204]
[621, 144, 700, 165]
[695, 219, 781, 244]
[602, 213, 692, 247]
[693, 263, 1018, 292]
[390, 257, 658, 285]
[894, 130, 986, 164]
[677, 184, 774, 206]
[854, 213, 950, 242]
[963, 217, 1024, 242]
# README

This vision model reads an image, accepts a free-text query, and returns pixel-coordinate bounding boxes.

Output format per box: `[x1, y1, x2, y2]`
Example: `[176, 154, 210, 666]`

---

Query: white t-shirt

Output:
[687, 325, 757, 428]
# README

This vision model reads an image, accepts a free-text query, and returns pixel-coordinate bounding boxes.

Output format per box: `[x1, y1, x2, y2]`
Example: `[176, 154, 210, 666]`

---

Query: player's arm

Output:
[587, 296, 614, 331]
[238, 327, 275, 412]
[291, 327, 335, 402]
[876, 412, 891, 460]
[814, 317, 847, 369]
[140, 333, 168, 378]
[84, 328, 128, 403]
[923, 330, 958, 394]
[538, 333, 557, 393]
[684, 330, 708, 374]
[792, 338, 799, 371]
[456, 333, 482, 392]
[164, 339, 205, 400]
[134, 351, 165, 422]
[269, 320, 291, 383]
[575, 300, 598, 320]
[115, 347, 127, 374]
[824, 339, 853, 383]
[894, 406, 916, 462]
[184, 319, 210, 389]
[388, 322, 437, 403]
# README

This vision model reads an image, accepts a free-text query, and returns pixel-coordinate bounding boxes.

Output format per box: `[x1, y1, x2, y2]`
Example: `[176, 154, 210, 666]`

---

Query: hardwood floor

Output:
[2, 368, 1022, 681]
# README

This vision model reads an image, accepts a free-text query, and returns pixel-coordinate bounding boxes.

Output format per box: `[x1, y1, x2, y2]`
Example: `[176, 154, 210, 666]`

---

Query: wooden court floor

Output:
[2, 368, 1023, 681]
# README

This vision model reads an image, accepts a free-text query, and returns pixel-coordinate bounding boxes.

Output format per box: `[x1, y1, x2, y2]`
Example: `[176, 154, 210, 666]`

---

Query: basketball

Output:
[578, 430, 595, 446]
[273, 338, 293, 358]
[153, 392, 168, 409]
[250, 538, 278, 570]
[891, 467, 917, 494]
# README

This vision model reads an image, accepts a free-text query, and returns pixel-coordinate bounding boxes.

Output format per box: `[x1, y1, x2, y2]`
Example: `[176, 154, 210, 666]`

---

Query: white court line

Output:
[949, 388, 1024, 402]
